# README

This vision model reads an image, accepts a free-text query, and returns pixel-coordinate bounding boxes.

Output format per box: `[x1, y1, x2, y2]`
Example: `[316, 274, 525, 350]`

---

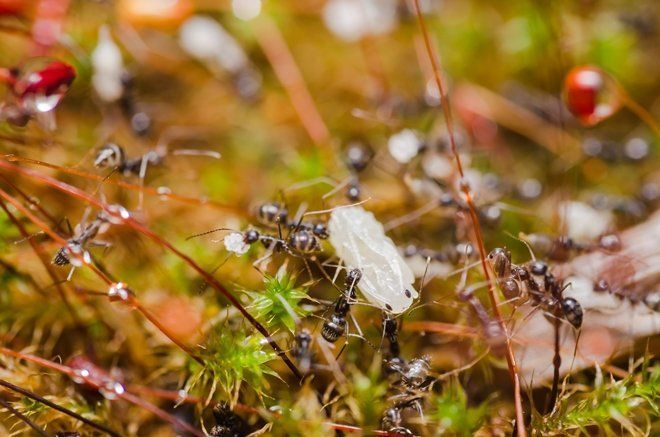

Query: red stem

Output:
[0, 158, 301, 379]
[411, 1, 526, 434]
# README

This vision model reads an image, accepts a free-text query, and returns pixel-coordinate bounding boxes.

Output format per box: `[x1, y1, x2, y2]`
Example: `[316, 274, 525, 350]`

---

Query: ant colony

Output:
[0, 1, 657, 436]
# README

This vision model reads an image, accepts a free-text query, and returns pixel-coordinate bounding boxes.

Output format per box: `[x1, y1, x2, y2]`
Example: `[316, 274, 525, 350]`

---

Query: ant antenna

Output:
[186, 227, 232, 240]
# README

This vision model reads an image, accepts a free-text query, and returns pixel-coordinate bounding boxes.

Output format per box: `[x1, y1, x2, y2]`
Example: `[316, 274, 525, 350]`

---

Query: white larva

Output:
[328, 206, 418, 313]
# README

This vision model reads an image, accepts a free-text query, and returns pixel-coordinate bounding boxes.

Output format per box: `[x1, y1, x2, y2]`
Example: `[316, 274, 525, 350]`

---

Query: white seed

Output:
[224, 232, 249, 255]
[328, 206, 418, 313]
[388, 129, 422, 164]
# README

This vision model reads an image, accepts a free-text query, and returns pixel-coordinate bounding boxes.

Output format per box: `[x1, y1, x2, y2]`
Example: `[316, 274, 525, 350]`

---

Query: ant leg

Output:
[548, 316, 562, 412]
[252, 247, 275, 274]
[66, 266, 76, 281]
[137, 154, 151, 211]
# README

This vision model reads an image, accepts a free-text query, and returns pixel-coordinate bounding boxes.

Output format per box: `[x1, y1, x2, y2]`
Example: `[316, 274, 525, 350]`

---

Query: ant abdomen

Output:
[256, 202, 288, 225]
[287, 230, 320, 253]
[321, 314, 345, 343]
[52, 247, 71, 266]
[561, 297, 583, 329]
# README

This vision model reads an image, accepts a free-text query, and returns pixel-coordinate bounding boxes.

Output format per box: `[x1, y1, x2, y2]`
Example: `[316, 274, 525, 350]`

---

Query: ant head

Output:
[345, 180, 361, 201]
[295, 328, 312, 344]
[244, 229, 260, 244]
[487, 247, 511, 278]
[312, 222, 329, 239]
[345, 268, 362, 287]
[344, 139, 373, 173]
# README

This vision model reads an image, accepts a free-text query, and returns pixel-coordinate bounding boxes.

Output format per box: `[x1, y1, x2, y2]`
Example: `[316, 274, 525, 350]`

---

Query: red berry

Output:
[13, 60, 76, 98]
[564, 65, 620, 126]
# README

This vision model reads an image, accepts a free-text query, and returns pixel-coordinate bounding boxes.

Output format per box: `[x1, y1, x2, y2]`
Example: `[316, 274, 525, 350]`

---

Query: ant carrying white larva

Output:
[328, 205, 419, 314]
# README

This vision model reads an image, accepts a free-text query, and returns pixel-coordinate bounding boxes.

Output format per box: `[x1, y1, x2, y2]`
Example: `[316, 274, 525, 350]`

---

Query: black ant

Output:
[118, 72, 152, 137]
[234, 228, 320, 255]
[292, 328, 314, 375]
[525, 232, 622, 262]
[52, 210, 111, 268]
[343, 139, 373, 201]
[321, 268, 361, 343]
[487, 247, 584, 410]
[210, 403, 250, 437]
[255, 201, 329, 240]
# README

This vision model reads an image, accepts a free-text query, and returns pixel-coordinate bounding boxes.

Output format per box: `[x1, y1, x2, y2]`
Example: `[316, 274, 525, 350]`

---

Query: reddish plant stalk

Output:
[0, 159, 301, 379]
[0, 196, 81, 325]
[411, 1, 526, 434]
[5, 154, 247, 215]
[0, 185, 202, 364]
[0, 378, 120, 436]
[0, 348, 202, 436]
[253, 18, 330, 146]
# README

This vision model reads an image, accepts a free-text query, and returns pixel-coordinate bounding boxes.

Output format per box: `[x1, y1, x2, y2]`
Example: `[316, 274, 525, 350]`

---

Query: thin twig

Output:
[410, 1, 526, 434]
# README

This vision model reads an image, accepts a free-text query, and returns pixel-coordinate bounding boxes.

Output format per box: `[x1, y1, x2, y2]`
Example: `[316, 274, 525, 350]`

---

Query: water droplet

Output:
[105, 204, 130, 224]
[108, 282, 131, 302]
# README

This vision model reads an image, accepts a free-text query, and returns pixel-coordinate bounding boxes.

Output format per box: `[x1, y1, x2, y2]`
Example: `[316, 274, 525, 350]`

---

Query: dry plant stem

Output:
[4, 154, 247, 216]
[402, 321, 479, 338]
[0, 174, 64, 233]
[0, 186, 203, 365]
[0, 378, 120, 436]
[120, 392, 204, 437]
[452, 82, 581, 163]
[0, 160, 302, 379]
[616, 86, 660, 137]
[411, 1, 526, 434]
[0, 196, 82, 326]
[0, 348, 203, 437]
[253, 18, 331, 146]
[0, 396, 49, 437]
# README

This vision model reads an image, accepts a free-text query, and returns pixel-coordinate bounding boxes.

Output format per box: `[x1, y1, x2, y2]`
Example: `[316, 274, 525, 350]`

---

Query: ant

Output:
[292, 328, 314, 375]
[94, 141, 219, 178]
[487, 247, 583, 410]
[321, 268, 361, 343]
[525, 232, 622, 262]
[225, 227, 321, 257]
[255, 201, 329, 240]
[52, 210, 111, 269]
[210, 403, 250, 437]
[343, 139, 373, 201]
[94, 138, 220, 208]
[488, 248, 583, 329]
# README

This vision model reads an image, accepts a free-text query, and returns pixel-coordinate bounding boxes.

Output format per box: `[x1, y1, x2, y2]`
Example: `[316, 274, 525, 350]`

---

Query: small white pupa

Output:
[328, 206, 418, 313]
[91, 26, 125, 103]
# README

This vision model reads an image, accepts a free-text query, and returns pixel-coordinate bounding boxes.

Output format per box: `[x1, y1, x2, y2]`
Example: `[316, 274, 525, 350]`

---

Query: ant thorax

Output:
[328, 206, 418, 313]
